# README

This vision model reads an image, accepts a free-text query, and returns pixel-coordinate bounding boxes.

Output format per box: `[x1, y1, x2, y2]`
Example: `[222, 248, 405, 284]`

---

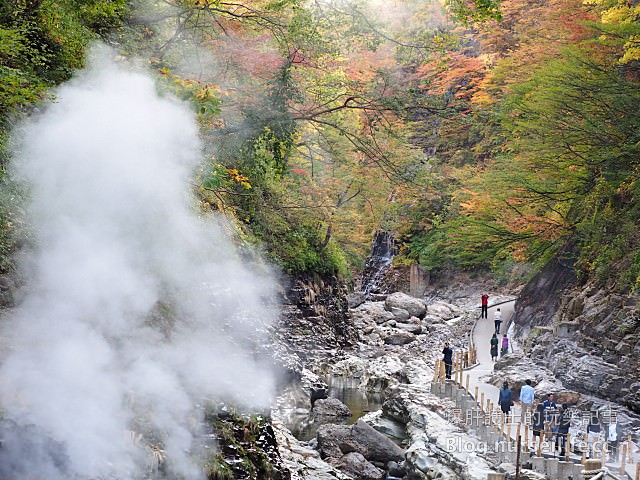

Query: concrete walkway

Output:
[464, 300, 640, 479]
[467, 301, 521, 434]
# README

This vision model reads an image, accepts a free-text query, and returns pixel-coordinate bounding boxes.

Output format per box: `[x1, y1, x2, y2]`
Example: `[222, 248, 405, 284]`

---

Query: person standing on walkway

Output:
[607, 417, 621, 461]
[556, 404, 571, 457]
[586, 411, 601, 458]
[542, 393, 557, 418]
[481, 293, 489, 319]
[442, 342, 453, 380]
[498, 381, 513, 421]
[519, 379, 535, 424]
[532, 403, 545, 452]
[501, 334, 509, 356]
[490, 333, 499, 361]
[542, 393, 557, 441]
[494, 308, 502, 334]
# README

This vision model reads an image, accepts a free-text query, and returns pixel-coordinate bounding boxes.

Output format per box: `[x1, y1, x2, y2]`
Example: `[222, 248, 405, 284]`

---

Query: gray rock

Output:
[317, 424, 354, 460]
[348, 292, 366, 308]
[313, 397, 352, 418]
[394, 322, 423, 334]
[316, 420, 405, 466]
[351, 419, 405, 463]
[384, 330, 416, 345]
[385, 292, 427, 318]
[389, 306, 411, 321]
[333, 452, 385, 480]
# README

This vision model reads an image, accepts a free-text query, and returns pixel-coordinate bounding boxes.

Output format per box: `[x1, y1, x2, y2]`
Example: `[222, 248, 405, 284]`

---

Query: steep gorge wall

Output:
[514, 257, 640, 413]
[277, 273, 359, 362]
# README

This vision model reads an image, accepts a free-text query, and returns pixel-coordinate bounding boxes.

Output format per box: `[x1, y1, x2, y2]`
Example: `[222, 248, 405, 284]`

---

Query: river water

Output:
[288, 376, 406, 445]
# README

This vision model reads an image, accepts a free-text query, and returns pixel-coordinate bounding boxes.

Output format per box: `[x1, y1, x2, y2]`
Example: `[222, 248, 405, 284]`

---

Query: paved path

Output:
[467, 300, 520, 429]
[465, 300, 640, 478]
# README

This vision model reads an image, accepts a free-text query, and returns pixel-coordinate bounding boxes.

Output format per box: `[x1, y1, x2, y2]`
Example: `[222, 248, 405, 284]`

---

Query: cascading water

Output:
[0, 45, 277, 480]
[358, 230, 394, 296]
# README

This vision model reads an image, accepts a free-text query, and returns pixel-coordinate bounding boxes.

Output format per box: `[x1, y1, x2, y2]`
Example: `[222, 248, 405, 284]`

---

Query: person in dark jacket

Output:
[498, 381, 513, 420]
[555, 404, 572, 457]
[442, 342, 453, 379]
[586, 411, 601, 458]
[532, 403, 545, 453]
[490, 333, 499, 361]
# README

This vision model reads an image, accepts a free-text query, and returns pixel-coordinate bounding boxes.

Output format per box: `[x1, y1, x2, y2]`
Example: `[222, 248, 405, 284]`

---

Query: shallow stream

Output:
[287, 376, 406, 445]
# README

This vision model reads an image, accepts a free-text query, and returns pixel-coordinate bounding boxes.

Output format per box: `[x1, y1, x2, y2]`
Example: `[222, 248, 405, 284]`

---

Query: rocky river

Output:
[269, 272, 640, 480]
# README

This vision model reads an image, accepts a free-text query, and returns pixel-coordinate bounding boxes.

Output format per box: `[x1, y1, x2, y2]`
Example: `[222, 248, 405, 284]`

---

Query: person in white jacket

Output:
[493, 308, 502, 334]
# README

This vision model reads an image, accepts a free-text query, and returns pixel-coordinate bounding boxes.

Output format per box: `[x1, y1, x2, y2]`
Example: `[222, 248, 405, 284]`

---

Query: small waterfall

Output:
[358, 230, 394, 296]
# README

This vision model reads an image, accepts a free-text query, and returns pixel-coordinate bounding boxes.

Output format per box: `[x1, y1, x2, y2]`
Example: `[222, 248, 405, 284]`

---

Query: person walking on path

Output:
[490, 333, 499, 361]
[498, 381, 513, 421]
[501, 334, 509, 356]
[532, 403, 545, 452]
[481, 293, 489, 319]
[556, 404, 571, 457]
[542, 393, 557, 441]
[519, 379, 535, 424]
[587, 411, 601, 458]
[607, 417, 621, 461]
[494, 308, 502, 334]
[442, 342, 453, 380]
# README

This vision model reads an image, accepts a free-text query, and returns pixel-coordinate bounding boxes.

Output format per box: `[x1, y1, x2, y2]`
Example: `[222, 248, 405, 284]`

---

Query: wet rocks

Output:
[333, 452, 385, 480]
[316, 419, 404, 479]
[273, 420, 352, 480]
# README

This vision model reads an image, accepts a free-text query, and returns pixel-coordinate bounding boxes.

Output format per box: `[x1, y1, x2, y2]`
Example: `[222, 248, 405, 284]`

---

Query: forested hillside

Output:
[1, 0, 639, 291]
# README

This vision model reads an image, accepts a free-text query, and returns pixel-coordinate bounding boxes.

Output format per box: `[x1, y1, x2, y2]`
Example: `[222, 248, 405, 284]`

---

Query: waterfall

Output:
[358, 230, 394, 295]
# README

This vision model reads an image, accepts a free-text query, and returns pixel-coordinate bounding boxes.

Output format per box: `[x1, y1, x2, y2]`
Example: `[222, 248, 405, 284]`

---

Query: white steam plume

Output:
[0, 45, 276, 479]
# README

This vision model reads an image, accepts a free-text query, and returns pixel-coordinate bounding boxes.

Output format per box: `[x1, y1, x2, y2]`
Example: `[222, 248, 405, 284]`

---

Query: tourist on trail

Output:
[586, 411, 601, 458]
[494, 308, 502, 334]
[607, 418, 621, 461]
[532, 403, 545, 451]
[442, 342, 453, 380]
[498, 381, 513, 421]
[481, 293, 489, 319]
[519, 379, 535, 424]
[490, 333, 499, 361]
[555, 404, 571, 457]
[542, 393, 557, 418]
[542, 393, 557, 440]
[501, 334, 509, 356]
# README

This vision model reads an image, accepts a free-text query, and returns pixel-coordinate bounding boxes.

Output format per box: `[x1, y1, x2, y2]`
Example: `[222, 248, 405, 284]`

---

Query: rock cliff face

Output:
[514, 256, 640, 414]
[277, 273, 358, 363]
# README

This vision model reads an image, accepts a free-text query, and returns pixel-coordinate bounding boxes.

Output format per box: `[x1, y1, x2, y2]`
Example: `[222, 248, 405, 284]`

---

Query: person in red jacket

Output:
[481, 293, 489, 318]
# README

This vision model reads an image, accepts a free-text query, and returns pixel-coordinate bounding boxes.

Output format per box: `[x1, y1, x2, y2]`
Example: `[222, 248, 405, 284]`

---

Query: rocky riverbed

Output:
[272, 280, 511, 480]
[271, 274, 640, 480]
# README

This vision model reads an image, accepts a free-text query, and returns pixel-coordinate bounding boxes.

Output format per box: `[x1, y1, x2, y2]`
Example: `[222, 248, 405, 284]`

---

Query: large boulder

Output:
[389, 306, 411, 321]
[312, 398, 352, 418]
[316, 420, 405, 465]
[383, 330, 416, 345]
[385, 292, 426, 318]
[317, 424, 356, 460]
[332, 452, 385, 480]
[426, 301, 462, 321]
[351, 419, 405, 463]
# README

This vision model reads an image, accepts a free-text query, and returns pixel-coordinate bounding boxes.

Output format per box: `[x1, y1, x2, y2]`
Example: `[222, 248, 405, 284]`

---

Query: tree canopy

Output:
[1, 0, 639, 290]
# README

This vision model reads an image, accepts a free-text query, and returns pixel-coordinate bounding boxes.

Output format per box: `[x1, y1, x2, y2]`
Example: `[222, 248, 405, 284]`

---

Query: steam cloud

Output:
[0, 46, 276, 479]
